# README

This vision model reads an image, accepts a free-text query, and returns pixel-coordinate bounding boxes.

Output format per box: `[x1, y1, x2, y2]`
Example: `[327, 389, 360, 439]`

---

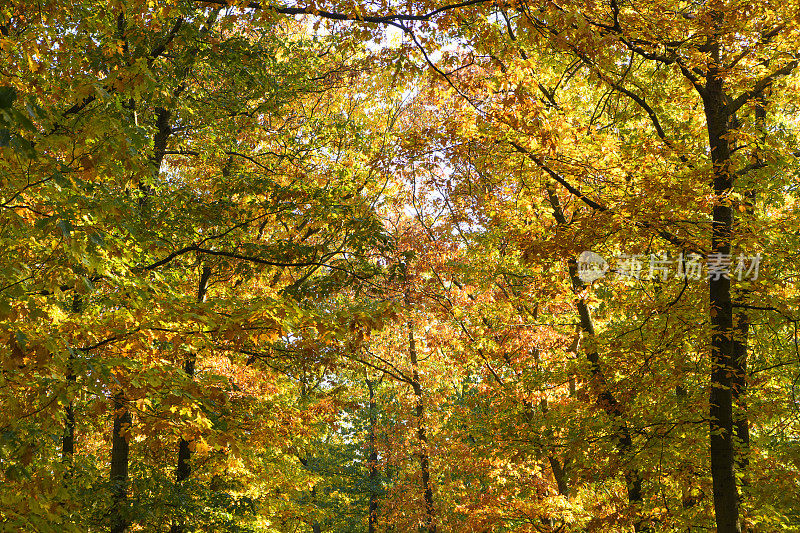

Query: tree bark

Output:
[366, 378, 380, 533]
[546, 186, 649, 532]
[547, 456, 570, 498]
[310, 485, 322, 533]
[407, 315, 436, 533]
[732, 306, 749, 472]
[61, 389, 75, 459]
[170, 265, 211, 533]
[703, 38, 742, 533]
[61, 296, 81, 466]
[110, 390, 131, 533]
[538, 343, 571, 499]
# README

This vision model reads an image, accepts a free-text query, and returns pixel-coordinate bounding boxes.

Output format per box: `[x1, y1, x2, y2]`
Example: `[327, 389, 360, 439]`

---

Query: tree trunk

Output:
[703, 42, 742, 533]
[310, 482, 322, 532]
[538, 343, 571, 499]
[170, 266, 211, 533]
[547, 456, 570, 498]
[62, 296, 82, 466]
[61, 391, 75, 460]
[546, 187, 649, 532]
[61, 360, 76, 466]
[366, 378, 380, 533]
[732, 306, 749, 473]
[110, 390, 131, 533]
[408, 318, 435, 533]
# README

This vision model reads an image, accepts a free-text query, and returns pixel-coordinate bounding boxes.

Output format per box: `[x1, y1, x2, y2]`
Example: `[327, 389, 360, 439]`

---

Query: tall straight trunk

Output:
[107, 17, 135, 528]
[703, 39, 741, 533]
[61, 296, 81, 466]
[537, 346, 571, 498]
[731, 307, 749, 473]
[731, 98, 766, 483]
[540, 391, 570, 498]
[546, 187, 649, 532]
[170, 266, 211, 533]
[110, 390, 131, 533]
[407, 316, 435, 533]
[297, 454, 322, 532]
[62, 351, 76, 464]
[731, 143, 752, 510]
[61, 385, 75, 460]
[727, 98, 764, 530]
[366, 378, 380, 533]
[310, 486, 322, 533]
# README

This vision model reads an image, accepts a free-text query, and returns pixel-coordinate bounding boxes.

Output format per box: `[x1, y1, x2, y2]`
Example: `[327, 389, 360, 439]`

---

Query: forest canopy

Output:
[1, 0, 800, 532]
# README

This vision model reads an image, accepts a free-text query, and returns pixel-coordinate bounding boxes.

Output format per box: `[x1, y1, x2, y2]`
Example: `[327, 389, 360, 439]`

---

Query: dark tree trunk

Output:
[546, 187, 649, 532]
[539, 359, 570, 499]
[732, 308, 750, 473]
[366, 378, 380, 533]
[310, 484, 322, 532]
[703, 40, 742, 533]
[548, 456, 570, 498]
[62, 296, 81, 466]
[541, 395, 570, 498]
[61, 369, 75, 461]
[110, 390, 131, 533]
[170, 266, 211, 533]
[408, 319, 435, 533]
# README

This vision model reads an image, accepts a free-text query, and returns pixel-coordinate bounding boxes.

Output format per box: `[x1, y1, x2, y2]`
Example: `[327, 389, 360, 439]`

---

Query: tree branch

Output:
[725, 60, 799, 116]
[197, 0, 492, 24]
[511, 141, 703, 253]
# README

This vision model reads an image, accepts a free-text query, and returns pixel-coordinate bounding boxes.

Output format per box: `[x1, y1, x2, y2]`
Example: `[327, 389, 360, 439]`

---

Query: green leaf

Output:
[14, 331, 27, 351]
[57, 219, 73, 237]
[10, 108, 35, 131]
[89, 231, 106, 247]
[0, 86, 16, 109]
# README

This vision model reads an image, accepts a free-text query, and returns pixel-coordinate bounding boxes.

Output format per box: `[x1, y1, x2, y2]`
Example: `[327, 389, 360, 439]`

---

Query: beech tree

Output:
[2, 0, 800, 532]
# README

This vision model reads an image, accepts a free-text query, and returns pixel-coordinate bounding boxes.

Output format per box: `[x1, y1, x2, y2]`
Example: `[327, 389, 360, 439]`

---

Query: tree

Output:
[3, 0, 800, 531]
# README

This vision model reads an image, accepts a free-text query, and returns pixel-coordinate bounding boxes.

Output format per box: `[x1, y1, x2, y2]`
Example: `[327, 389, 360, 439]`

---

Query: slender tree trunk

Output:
[170, 266, 211, 533]
[732, 307, 749, 472]
[61, 295, 84, 466]
[407, 316, 435, 533]
[727, 96, 764, 532]
[62, 356, 76, 470]
[298, 457, 321, 533]
[540, 394, 570, 499]
[703, 40, 742, 533]
[61, 388, 75, 460]
[731, 99, 766, 482]
[110, 390, 131, 533]
[296, 377, 323, 533]
[310, 485, 322, 533]
[537, 345, 571, 499]
[731, 174, 752, 501]
[366, 378, 380, 533]
[546, 187, 649, 532]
